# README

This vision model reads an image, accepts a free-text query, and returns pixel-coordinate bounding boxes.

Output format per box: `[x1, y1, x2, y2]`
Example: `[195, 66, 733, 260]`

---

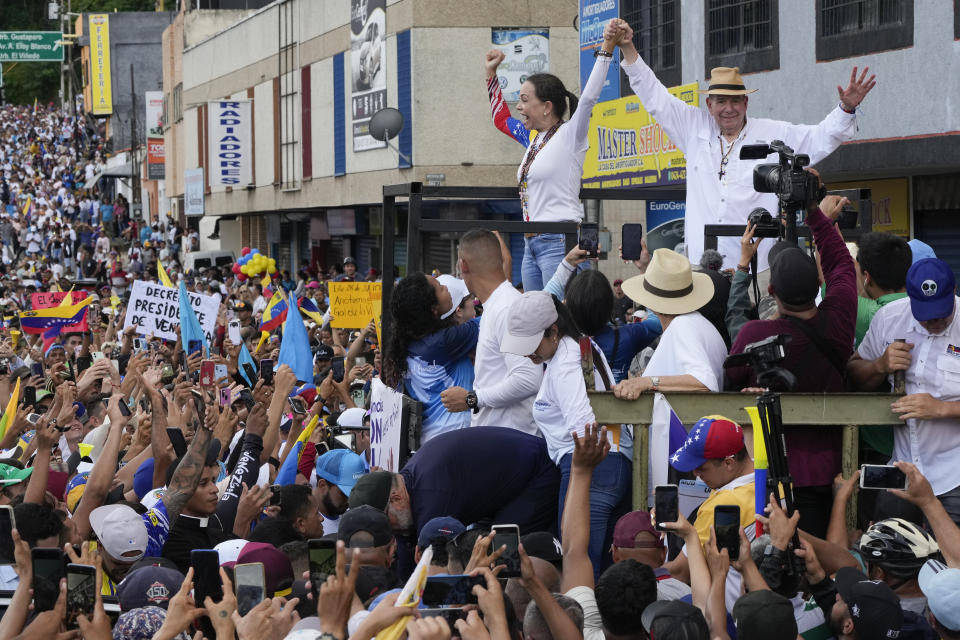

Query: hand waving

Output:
[838, 66, 876, 111]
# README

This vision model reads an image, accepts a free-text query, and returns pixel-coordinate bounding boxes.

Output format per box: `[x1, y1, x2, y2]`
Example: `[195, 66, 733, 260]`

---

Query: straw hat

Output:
[704, 67, 758, 95]
[621, 249, 714, 316]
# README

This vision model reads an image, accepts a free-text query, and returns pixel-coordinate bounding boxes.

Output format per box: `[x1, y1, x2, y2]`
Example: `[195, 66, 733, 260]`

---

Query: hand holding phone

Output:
[578, 223, 600, 259]
[713, 505, 741, 561]
[308, 539, 337, 600]
[0, 506, 15, 564]
[32, 547, 66, 612]
[259, 359, 274, 385]
[66, 563, 96, 629]
[492, 524, 521, 578]
[234, 562, 265, 617]
[654, 485, 679, 531]
[860, 464, 908, 490]
[621, 223, 645, 261]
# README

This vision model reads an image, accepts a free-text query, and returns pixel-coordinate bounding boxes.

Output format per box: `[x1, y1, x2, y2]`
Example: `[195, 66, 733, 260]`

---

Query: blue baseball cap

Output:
[908, 239, 937, 264]
[906, 258, 956, 322]
[417, 516, 466, 549]
[315, 449, 367, 497]
[670, 416, 744, 473]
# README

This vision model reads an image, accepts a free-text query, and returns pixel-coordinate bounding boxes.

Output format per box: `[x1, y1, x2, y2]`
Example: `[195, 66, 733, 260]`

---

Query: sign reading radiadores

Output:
[0, 32, 64, 62]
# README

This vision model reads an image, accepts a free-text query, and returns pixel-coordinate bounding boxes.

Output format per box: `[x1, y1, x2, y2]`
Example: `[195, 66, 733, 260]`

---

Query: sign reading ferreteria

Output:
[0, 32, 64, 62]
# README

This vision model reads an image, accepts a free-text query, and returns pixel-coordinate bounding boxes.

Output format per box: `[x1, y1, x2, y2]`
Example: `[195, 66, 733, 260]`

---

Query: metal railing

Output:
[589, 390, 903, 526]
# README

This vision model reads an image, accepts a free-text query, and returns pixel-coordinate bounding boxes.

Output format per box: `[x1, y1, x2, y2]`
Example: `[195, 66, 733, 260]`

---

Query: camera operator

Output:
[607, 18, 876, 273]
[724, 192, 857, 538]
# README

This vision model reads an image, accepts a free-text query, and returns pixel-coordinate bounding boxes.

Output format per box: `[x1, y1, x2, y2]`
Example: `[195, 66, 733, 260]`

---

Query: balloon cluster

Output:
[232, 247, 278, 281]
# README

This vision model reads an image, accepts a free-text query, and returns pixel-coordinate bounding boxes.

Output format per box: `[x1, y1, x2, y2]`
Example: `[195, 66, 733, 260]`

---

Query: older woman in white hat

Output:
[612, 249, 728, 400]
[501, 290, 627, 576]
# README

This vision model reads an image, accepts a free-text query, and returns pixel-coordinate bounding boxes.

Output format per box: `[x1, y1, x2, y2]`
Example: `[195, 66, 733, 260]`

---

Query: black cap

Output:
[316, 344, 335, 360]
[338, 505, 393, 548]
[521, 531, 563, 570]
[641, 600, 710, 640]
[117, 565, 185, 611]
[769, 242, 820, 306]
[834, 567, 904, 640]
[343, 257, 356, 265]
[348, 471, 394, 511]
[732, 590, 798, 640]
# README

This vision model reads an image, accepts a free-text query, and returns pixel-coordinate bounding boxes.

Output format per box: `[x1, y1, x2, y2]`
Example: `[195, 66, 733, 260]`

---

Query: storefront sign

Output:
[207, 100, 252, 186]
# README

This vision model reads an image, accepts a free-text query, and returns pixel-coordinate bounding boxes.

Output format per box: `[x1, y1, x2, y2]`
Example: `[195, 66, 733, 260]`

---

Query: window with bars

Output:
[816, 0, 913, 61]
[278, 0, 301, 191]
[620, 0, 682, 91]
[956, 0, 960, 39]
[704, 0, 779, 74]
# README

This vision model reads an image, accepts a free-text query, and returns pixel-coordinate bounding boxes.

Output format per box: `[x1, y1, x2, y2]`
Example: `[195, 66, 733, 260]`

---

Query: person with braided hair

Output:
[382, 272, 479, 443]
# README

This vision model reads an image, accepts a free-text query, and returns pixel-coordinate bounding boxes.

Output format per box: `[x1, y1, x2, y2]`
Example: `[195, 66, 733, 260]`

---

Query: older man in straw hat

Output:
[612, 249, 728, 400]
[605, 19, 876, 275]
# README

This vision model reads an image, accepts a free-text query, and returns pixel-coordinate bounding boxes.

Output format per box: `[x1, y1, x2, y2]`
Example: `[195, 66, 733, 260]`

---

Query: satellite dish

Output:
[369, 107, 404, 142]
[368, 107, 412, 165]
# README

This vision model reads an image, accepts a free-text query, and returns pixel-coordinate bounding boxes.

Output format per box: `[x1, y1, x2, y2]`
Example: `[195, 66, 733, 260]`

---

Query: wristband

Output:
[736, 264, 750, 273]
[594, 48, 614, 58]
[268, 456, 281, 467]
[839, 101, 856, 114]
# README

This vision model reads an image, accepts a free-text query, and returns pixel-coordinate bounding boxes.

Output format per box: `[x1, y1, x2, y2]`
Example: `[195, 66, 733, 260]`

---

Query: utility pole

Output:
[130, 63, 141, 211]
[66, 0, 73, 115]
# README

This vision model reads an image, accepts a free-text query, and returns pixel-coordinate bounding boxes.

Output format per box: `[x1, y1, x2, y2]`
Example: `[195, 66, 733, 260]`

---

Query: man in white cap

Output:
[606, 19, 876, 273]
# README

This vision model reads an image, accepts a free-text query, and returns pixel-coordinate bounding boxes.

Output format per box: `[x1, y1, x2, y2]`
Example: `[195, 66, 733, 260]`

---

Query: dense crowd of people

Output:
[0, 15, 958, 640]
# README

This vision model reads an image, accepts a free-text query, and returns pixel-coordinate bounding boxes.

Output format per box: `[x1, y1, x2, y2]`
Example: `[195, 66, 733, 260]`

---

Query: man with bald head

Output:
[441, 229, 543, 434]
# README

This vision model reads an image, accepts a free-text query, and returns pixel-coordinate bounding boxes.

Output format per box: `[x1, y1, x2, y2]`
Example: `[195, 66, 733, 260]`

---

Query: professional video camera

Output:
[740, 140, 825, 212]
[746, 207, 781, 239]
[723, 334, 796, 392]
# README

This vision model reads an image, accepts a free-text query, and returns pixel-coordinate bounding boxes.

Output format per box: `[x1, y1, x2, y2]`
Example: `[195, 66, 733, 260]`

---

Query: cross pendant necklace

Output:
[718, 125, 746, 183]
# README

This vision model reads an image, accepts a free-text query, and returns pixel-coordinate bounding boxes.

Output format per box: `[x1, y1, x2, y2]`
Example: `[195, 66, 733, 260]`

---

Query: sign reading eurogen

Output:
[206, 100, 252, 188]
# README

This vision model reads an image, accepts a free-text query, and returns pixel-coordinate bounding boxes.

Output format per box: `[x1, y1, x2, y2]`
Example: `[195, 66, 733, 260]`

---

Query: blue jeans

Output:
[558, 451, 633, 580]
[522, 233, 566, 292]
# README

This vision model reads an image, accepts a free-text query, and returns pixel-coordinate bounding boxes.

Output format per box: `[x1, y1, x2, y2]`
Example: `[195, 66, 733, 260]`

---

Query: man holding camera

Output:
[607, 19, 876, 272]
[724, 194, 857, 538]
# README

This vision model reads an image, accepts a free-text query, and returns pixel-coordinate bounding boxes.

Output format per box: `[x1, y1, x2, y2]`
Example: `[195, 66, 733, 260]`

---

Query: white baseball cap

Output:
[89, 504, 148, 562]
[214, 539, 249, 565]
[338, 407, 367, 429]
[436, 274, 470, 319]
[500, 291, 558, 357]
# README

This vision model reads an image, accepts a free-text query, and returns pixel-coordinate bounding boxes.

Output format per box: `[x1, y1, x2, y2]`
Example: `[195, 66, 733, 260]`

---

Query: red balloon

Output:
[241, 247, 251, 256]
[237, 273, 248, 281]
[232, 263, 241, 273]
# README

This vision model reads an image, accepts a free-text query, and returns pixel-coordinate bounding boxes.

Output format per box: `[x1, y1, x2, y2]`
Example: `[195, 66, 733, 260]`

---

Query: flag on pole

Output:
[259, 290, 288, 332]
[158, 260, 174, 287]
[0, 377, 21, 439]
[237, 342, 257, 387]
[277, 296, 313, 383]
[375, 547, 432, 640]
[178, 281, 208, 354]
[274, 415, 320, 485]
[19, 294, 92, 334]
[650, 394, 691, 502]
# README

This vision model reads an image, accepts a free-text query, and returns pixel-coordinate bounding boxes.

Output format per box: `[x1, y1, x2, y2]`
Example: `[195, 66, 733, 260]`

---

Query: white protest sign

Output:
[369, 377, 403, 472]
[122, 280, 220, 344]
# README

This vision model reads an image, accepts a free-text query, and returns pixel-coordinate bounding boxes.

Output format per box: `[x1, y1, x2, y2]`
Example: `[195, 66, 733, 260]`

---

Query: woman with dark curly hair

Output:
[383, 272, 479, 443]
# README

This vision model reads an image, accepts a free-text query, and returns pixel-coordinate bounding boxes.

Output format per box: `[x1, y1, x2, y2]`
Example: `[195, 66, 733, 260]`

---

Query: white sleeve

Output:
[569, 56, 612, 151]
[475, 353, 543, 409]
[552, 343, 597, 435]
[620, 56, 707, 152]
[679, 330, 722, 391]
[857, 314, 884, 361]
[778, 106, 858, 166]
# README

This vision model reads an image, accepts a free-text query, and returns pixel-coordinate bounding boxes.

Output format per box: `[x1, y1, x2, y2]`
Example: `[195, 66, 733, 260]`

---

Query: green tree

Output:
[1, 0, 159, 105]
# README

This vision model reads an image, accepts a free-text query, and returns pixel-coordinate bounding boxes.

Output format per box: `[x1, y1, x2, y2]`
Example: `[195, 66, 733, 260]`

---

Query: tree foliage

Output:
[1, 0, 159, 105]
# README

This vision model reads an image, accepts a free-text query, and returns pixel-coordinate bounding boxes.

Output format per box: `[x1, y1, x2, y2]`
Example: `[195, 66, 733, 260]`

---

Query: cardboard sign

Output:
[30, 290, 89, 332]
[122, 280, 220, 343]
[328, 282, 381, 329]
[369, 378, 403, 472]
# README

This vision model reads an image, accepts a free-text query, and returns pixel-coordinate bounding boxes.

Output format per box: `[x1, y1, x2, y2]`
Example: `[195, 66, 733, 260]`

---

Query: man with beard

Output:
[314, 449, 367, 536]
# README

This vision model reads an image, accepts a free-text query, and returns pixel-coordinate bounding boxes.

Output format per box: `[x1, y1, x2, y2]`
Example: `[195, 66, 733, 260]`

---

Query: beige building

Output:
[168, 0, 580, 277]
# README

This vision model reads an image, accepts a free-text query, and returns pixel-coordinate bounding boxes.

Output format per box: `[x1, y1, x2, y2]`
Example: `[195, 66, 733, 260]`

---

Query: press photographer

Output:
[724, 190, 857, 538]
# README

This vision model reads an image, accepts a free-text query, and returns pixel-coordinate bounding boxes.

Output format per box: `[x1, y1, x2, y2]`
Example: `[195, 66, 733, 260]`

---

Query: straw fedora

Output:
[704, 67, 758, 96]
[621, 249, 715, 316]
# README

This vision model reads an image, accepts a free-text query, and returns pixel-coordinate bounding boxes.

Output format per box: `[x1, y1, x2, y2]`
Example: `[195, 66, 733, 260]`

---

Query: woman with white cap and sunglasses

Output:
[501, 290, 625, 575]
[383, 272, 479, 443]
[612, 248, 727, 400]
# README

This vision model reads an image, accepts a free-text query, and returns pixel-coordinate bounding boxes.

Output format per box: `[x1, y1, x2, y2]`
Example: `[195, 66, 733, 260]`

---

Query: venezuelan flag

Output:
[298, 296, 324, 325]
[259, 290, 287, 332]
[19, 295, 92, 335]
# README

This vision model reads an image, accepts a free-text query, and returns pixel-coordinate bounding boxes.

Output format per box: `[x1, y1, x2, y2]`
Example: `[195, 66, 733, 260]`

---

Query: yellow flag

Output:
[158, 260, 174, 288]
[0, 377, 21, 439]
[375, 547, 432, 640]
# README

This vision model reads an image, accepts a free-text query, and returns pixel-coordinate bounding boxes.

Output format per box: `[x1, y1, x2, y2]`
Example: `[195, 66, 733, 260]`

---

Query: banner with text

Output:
[582, 82, 698, 189]
[328, 282, 381, 329]
[579, 0, 619, 104]
[369, 378, 403, 472]
[31, 290, 89, 333]
[122, 280, 219, 343]
[147, 138, 165, 180]
[184, 168, 204, 216]
[491, 28, 550, 102]
[351, 0, 387, 151]
[645, 200, 686, 252]
[207, 100, 252, 187]
[88, 15, 113, 116]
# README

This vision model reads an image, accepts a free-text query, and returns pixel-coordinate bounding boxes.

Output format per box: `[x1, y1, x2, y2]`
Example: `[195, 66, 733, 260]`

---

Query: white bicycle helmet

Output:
[858, 518, 939, 576]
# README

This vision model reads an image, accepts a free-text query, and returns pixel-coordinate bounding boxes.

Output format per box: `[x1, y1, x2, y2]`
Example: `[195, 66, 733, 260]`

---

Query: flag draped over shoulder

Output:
[277, 296, 313, 383]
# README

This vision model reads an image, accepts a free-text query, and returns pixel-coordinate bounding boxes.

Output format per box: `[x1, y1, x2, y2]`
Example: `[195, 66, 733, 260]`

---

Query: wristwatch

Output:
[650, 376, 660, 392]
[465, 391, 479, 415]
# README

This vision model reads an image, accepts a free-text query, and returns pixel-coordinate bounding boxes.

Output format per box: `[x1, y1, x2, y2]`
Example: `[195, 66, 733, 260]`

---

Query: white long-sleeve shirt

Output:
[472, 281, 543, 434]
[621, 57, 858, 271]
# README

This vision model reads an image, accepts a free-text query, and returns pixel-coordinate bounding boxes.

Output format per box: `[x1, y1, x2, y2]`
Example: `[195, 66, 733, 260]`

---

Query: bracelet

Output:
[839, 101, 856, 114]
[594, 48, 614, 58]
[736, 264, 750, 273]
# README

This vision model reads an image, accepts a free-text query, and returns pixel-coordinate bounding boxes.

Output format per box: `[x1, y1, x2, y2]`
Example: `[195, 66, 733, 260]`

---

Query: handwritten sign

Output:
[122, 280, 220, 343]
[30, 291, 89, 332]
[328, 282, 381, 329]
[369, 378, 403, 472]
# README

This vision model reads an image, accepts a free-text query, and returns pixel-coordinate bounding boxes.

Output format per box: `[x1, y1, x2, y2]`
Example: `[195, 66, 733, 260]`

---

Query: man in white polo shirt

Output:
[849, 258, 960, 525]
[441, 229, 542, 434]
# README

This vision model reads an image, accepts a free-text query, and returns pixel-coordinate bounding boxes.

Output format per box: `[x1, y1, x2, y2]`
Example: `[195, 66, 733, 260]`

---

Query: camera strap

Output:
[783, 313, 847, 377]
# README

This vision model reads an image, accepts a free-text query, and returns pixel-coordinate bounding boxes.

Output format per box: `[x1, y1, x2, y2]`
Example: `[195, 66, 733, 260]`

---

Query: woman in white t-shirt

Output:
[502, 290, 629, 577]
[484, 21, 621, 292]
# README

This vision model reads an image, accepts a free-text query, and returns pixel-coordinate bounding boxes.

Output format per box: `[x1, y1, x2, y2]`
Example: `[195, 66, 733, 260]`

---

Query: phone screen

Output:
[308, 539, 337, 600]
[191, 549, 223, 603]
[578, 223, 600, 258]
[288, 397, 307, 415]
[0, 507, 15, 564]
[118, 399, 132, 417]
[654, 485, 679, 531]
[23, 386, 36, 407]
[621, 223, 645, 261]
[714, 506, 741, 561]
[32, 548, 66, 612]
[421, 575, 484, 607]
[331, 357, 345, 383]
[861, 465, 908, 490]
[66, 564, 96, 629]
[166, 427, 188, 458]
[259, 359, 274, 385]
[188, 339, 203, 356]
[491, 525, 521, 578]
[30, 362, 44, 378]
[234, 562, 265, 617]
